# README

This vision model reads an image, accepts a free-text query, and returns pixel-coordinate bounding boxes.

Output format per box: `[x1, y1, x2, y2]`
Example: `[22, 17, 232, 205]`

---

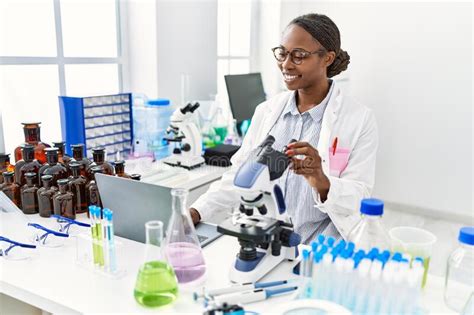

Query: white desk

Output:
[0, 214, 456, 315]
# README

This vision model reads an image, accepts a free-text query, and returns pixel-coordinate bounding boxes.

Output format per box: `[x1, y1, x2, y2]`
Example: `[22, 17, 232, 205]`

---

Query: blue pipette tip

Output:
[400, 258, 409, 264]
[302, 249, 310, 260]
[392, 252, 403, 261]
[327, 236, 335, 247]
[311, 241, 318, 252]
[414, 257, 424, 264]
[367, 247, 380, 260]
[347, 242, 355, 252]
[318, 234, 325, 244]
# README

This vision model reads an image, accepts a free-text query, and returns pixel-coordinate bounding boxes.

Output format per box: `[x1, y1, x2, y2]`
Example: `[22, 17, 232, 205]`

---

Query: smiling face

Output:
[278, 24, 333, 91]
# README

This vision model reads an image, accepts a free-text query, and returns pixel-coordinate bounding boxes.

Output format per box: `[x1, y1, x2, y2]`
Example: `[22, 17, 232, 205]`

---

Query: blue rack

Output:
[58, 93, 133, 158]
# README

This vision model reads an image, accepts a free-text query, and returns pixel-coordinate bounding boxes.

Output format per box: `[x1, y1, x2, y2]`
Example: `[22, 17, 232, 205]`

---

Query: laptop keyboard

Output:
[197, 235, 208, 243]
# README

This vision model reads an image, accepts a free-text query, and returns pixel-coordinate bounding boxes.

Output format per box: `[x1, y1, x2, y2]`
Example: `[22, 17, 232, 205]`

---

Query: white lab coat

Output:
[191, 81, 378, 239]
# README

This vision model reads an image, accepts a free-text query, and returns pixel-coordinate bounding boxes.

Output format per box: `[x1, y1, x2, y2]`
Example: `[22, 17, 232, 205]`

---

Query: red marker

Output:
[332, 137, 338, 155]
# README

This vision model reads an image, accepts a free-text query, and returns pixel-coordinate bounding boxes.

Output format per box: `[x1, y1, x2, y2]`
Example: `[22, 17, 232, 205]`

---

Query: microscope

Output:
[161, 102, 205, 169]
[217, 135, 301, 284]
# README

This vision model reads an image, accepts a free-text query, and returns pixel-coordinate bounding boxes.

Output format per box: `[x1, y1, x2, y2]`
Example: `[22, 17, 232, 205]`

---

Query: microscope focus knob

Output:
[182, 143, 191, 152]
[281, 229, 301, 247]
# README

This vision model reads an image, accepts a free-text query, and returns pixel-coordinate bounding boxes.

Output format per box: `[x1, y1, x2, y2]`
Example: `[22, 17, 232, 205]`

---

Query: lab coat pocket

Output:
[328, 147, 350, 177]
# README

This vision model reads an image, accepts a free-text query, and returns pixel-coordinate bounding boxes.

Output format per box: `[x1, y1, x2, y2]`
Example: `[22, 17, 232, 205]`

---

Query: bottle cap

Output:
[360, 198, 384, 216]
[130, 174, 141, 181]
[25, 172, 37, 178]
[3, 171, 14, 178]
[44, 148, 59, 155]
[103, 208, 113, 221]
[92, 147, 105, 153]
[41, 174, 53, 182]
[114, 160, 125, 166]
[22, 144, 35, 152]
[21, 122, 41, 126]
[459, 227, 474, 245]
[53, 141, 65, 148]
[71, 144, 84, 149]
[57, 179, 69, 186]
[69, 163, 80, 169]
[0, 153, 10, 163]
[147, 98, 170, 106]
[302, 249, 310, 260]
[91, 166, 103, 173]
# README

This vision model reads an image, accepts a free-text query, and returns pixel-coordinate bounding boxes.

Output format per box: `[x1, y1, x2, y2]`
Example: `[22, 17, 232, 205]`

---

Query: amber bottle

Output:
[15, 144, 42, 187]
[53, 179, 75, 219]
[39, 148, 68, 187]
[14, 122, 50, 164]
[37, 175, 58, 218]
[87, 148, 114, 179]
[20, 172, 39, 214]
[68, 163, 88, 214]
[53, 141, 72, 167]
[1, 171, 21, 208]
[71, 144, 91, 178]
[0, 153, 13, 184]
[114, 160, 130, 178]
[130, 174, 141, 181]
[86, 167, 103, 210]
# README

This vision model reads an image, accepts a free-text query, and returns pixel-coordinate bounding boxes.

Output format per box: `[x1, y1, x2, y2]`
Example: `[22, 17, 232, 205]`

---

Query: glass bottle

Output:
[444, 227, 474, 312]
[14, 122, 51, 164]
[86, 167, 103, 210]
[15, 144, 42, 187]
[0, 153, 13, 184]
[114, 160, 130, 178]
[37, 175, 57, 218]
[87, 148, 114, 179]
[347, 198, 391, 252]
[1, 171, 21, 208]
[134, 220, 178, 307]
[212, 107, 228, 145]
[20, 172, 39, 214]
[130, 174, 141, 181]
[224, 119, 242, 146]
[163, 188, 206, 284]
[68, 163, 88, 214]
[201, 118, 217, 148]
[71, 144, 91, 178]
[53, 141, 72, 166]
[39, 148, 68, 187]
[53, 179, 75, 219]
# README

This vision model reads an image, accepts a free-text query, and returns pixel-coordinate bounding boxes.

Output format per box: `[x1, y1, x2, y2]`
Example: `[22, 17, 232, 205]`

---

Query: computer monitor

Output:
[224, 73, 266, 124]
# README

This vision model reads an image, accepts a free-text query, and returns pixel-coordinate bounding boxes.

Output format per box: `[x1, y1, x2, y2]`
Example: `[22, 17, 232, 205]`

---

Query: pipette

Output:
[212, 285, 298, 305]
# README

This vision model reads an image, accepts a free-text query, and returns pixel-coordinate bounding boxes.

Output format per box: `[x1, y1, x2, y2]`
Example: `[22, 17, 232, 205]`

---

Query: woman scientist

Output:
[190, 13, 378, 243]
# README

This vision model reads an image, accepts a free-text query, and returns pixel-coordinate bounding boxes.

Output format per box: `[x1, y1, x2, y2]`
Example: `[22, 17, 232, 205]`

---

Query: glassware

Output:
[71, 144, 91, 178]
[87, 148, 114, 179]
[114, 160, 130, 178]
[0, 153, 13, 184]
[130, 174, 141, 181]
[212, 107, 228, 145]
[37, 175, 57, 218]
[224, 119, 242, 145]
[163, 188, 206, 284]
[38, 148, 68, 187]
[53, 179, 75, 219]
[134, 220, 178, 308]
[15, 144, 42, 187]
[53, 141, 72, 166]
[14, 122, 51, 164]
[444, 227, 474, 312]
[86, 167, 103, 209]
[68, 163, 88, 214]
[20, 172, 39, 214]
[1, 171, 21, 208]
[347, 198, 390, 252]
[201, 118, 217, 148]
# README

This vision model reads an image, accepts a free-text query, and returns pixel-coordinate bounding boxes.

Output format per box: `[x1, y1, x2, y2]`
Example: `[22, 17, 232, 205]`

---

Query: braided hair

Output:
[289, 13, 350, 78]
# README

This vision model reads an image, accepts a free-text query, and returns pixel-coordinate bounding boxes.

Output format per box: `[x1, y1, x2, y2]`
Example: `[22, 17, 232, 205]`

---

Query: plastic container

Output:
[347, 198, 390, 252]
[444, 227, 474, 312]
[133, 97, 174, 160]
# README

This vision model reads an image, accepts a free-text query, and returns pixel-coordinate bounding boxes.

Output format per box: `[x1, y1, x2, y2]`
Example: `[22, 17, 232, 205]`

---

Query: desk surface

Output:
[0, 214, 455, 315]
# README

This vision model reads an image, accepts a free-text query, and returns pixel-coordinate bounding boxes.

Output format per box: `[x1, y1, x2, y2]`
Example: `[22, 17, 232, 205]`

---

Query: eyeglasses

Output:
[271, 47, 326, 65]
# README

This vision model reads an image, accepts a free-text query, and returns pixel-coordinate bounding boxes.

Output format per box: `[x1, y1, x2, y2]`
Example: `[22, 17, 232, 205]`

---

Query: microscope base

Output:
[162, 155, 205, 169]
[229, 246, 297, 284]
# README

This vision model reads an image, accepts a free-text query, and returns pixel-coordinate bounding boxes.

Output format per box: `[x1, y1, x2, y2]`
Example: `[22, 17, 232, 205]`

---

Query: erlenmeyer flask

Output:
[164, 188, 206, 284]
[134, 220, 178, 307]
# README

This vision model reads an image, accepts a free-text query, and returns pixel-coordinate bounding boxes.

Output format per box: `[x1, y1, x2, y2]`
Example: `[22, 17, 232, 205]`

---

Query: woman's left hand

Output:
[285, 141, 330, 201]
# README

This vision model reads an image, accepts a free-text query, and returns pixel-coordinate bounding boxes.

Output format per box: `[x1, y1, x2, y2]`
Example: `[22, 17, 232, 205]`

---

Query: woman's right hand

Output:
[189, 208, 201, 225]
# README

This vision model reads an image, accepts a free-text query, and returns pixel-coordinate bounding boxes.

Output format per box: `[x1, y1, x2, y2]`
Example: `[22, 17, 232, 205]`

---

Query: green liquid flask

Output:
[134, 220, 178, 308]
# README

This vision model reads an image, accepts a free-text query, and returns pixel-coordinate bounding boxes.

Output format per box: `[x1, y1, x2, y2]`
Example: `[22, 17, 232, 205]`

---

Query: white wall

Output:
[155, 0, 217, 106]
[279, 1, 473, 217]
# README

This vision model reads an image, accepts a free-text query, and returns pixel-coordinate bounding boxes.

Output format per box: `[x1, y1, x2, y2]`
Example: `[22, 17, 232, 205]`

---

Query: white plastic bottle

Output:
[444, 227, 474, 312]
[348, 198, 391, 252]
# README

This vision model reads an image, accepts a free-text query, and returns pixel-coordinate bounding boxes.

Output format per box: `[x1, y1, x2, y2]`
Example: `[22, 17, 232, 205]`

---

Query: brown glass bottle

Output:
[20, 172, 39, 214]
[1, 171, 21, 208]
[14, 122, 51, 164]
[86, 167, 103, 211]
[130, 174, 141, 181]
[68, 163, 88, 214]
[39, 148, 68, 187]
[71, 144, 91, 178]
[53, 141, 72, 166]
[37, 175, 58, 218]
[0, 153, 13, 184]
[114, 160, 130, 178]
[53, 179, 75, 219]
[15, 144, 42, 187]
[87, 148, 114, 180]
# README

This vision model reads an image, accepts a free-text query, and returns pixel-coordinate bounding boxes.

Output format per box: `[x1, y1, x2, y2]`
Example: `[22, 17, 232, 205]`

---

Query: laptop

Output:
[95, 173, 222, 247]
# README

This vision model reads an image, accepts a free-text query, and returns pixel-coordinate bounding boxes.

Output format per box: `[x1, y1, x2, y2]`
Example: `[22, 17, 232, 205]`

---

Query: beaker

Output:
[164, 188, 206, 284]
[134, 220, 178, 307]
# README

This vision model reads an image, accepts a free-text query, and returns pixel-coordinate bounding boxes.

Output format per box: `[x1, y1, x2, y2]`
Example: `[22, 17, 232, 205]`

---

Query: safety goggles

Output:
[52, 215, 91, 236]
[0, 236, 36, 260]
[28, 223, 69, 248]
